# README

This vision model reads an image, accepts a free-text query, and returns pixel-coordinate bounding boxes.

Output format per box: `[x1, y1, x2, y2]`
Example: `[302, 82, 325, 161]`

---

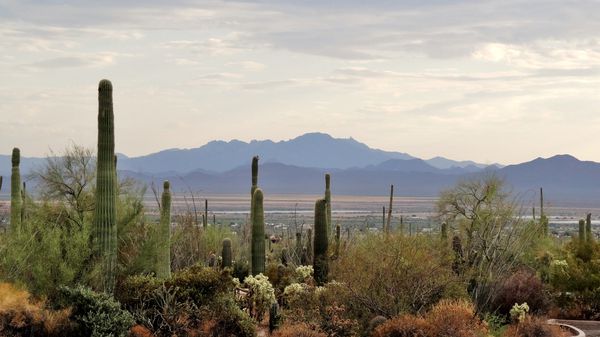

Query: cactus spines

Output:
[441, 222, 448, 241]
[579, 219, 586, 242]
[251, 188, 265, 275]
[325, 173, 332, 233]
[10, 148, 21, 231]
[386, 184, 394, 233]
[157, 180, 172, 279]
[221, 238, 233, 268]
[587, 213, 593, 242]
[95, 79, 117, 293]
[313, 198, 328, 285]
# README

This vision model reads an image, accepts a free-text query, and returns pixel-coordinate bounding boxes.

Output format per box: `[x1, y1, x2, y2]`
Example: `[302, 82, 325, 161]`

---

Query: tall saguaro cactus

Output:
[325, 174, 332, 233]
[313, 198, 328, 285]
[157, 181, 172, 279]
[251, 188, 265, 275]
[222, 238, 232, 268]
[10, 148, 21, 231]
[335, 223, 341, 257]
[95, 79, 117, 293]
[386, 184, 394, 233]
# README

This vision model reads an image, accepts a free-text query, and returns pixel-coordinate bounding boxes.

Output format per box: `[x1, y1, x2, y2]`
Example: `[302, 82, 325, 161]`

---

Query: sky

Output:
[1, 0, 599, 165]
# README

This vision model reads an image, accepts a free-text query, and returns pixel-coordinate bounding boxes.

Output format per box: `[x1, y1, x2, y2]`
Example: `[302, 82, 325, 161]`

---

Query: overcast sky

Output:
[1, 0, 599, 164]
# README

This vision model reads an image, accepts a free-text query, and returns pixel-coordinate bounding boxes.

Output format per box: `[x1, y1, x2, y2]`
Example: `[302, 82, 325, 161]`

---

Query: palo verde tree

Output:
[437, 174, 540, 313]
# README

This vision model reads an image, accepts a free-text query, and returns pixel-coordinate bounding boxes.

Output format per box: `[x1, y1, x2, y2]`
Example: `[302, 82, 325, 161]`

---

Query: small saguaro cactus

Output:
[269, 302, 281, 333]
[251, 188, 265, 275]
[157, 180, 172, 279]
[579, 219, 586, 242]
[306, 228, 313, 263]
[222, 239, 233, 269]
[95, 79, 118, 293]
[313, 198, 329, 285]
[335, 223, 341, 257]
[386, 184, 394, 233]
[203, 199, 208, 229]
[325, 173, 332, 233]
[10, 148, 21, 231]
[441, 222, 448, 241]
[587, 213, 593, 242]
[295, 232, 302, 264]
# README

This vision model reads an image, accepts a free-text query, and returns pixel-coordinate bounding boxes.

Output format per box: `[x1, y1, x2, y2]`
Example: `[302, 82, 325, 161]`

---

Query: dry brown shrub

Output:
[372, 315, 430, 337]
[503, 317, 567, 337]
[129, 324, 155, 337]
[272, 322, 327, 337]
[425, 300, 488, 337]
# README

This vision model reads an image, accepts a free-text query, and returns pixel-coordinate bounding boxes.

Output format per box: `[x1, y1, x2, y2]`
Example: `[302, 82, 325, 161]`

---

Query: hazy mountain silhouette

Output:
[115, 154, 600, 203]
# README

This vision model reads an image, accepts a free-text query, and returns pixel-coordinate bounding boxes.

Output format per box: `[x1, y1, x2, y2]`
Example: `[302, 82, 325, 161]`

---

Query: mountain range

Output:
[1, 133, 599, 203]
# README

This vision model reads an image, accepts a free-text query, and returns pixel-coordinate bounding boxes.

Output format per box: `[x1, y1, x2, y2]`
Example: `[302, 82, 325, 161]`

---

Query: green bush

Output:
[53, 285, 134, 337]
[204, 295, 256, 337]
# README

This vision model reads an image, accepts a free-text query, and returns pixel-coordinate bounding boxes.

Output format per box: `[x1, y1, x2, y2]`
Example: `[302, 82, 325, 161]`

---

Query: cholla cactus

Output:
[295, 265, 314, 281]
[509, 302, 529, 323]
[243, 274, 275, 320]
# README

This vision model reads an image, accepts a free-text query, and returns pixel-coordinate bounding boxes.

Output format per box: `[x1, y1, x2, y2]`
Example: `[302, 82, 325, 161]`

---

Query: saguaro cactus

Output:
[325, 174, 332, 233]
[0, 176, 3, 192]
[204, 199, 208, 229]
[222, 238, 232, 268]
[313, 198, 328, 285]
[157, 181, 172, 279]
[95, 79, 117, 293]
[579, 219, 586, 242]
[587, 213, 593, 242]
[335, 223, 341, 257]
[251, 156, 259, 218]
[251, 188, 265, 275]
[441, 222, 448, 241]
[386, 184, 394, 233]
[11, 148, 21, 231]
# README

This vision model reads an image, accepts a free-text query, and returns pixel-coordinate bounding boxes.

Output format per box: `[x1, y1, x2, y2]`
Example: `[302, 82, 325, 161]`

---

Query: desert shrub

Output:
[425, 300, 487, 337]
[53, 285, 134, 337]
[233, 259, 250, 281]
[493, 270, 547, 316]
[0, 208, 92, 298]
[366, 316, 387, 336]
[272, 322, 327, 337]
[167, 264, 234, 304]
[332, 233, 464, 321]
[265, 263, 296, 297]
[115, 274, 162, 309]
[201, 296, 256, 337]
[502, 317, 566, 337]
[373, 300, 487, 337]
[129, 324, 154, 337]
[373, 315, 430, 337]
[0, 283, 73, 337]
